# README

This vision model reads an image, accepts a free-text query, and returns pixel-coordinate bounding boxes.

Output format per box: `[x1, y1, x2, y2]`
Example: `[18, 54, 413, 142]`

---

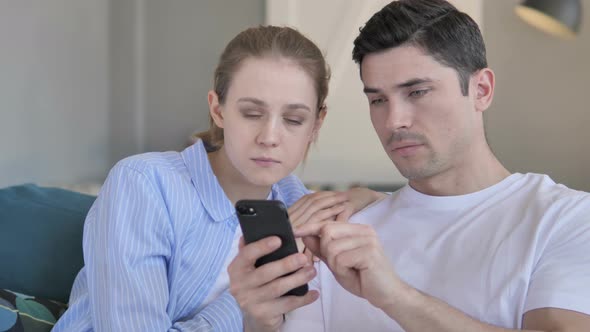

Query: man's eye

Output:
[370, 98, 385, 105]
[409, 89, 429, 98]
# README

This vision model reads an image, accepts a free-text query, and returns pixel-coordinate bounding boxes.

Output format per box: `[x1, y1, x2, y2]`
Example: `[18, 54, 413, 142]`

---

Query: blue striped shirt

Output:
[53, 140, 309, 331]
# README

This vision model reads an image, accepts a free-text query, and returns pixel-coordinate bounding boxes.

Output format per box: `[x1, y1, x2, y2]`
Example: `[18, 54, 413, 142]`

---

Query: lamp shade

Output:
[515, 0, 582, 39]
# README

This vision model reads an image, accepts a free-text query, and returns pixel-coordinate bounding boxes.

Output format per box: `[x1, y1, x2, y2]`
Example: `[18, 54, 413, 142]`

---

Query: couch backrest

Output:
[0, 184, 96, 303]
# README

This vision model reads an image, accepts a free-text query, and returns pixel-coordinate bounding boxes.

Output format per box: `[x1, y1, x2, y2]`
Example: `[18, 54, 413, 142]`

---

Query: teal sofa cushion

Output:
[0, 288, 67, 331]
[0, 184, 96, 304]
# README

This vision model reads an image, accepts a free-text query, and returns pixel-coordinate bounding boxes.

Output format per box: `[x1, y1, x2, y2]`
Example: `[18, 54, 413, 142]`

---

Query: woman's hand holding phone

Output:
[228, 236, 319, 332]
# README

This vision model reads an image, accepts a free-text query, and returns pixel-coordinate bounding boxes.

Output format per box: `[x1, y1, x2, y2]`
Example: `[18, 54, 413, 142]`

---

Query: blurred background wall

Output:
[0, 0, 110, 188]
[1, 0, 589, 192]
[484, 0, 590, 191]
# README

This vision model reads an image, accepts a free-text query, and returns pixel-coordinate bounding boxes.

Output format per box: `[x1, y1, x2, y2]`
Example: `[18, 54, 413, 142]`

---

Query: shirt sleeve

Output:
[83, 162, 242, 331]
[524, 196, 590, 316]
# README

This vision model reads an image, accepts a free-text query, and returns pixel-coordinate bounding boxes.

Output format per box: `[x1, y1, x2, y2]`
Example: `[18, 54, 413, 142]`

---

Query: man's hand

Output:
[296, 222, 401, 310]
[289, 189, 386, 261]
[228, 236, 318, 332]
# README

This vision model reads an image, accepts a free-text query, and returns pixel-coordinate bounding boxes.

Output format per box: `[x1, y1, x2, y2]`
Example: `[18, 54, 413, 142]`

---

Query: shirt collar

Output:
[181, 140, 282, 222]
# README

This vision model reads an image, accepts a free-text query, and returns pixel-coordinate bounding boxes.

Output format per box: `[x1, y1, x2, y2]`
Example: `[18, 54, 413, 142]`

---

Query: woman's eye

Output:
[409, 89, 429, 98]
[242, 113, 262, 119]
[284, 118, 303, 126]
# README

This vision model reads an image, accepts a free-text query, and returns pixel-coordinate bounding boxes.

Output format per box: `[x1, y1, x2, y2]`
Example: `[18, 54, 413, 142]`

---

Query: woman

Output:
[53, 26, 382, 331]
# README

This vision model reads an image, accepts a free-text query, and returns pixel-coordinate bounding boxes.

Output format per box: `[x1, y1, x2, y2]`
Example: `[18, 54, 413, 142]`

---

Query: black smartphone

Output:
[235, 199, 308, 297]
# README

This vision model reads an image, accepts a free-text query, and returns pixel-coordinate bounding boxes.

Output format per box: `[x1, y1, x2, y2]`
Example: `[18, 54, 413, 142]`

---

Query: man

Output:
[280, 0, 590, 331]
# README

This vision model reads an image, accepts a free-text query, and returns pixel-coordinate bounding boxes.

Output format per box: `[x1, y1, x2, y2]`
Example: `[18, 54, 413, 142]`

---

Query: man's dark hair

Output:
[352, 0, 487, 96]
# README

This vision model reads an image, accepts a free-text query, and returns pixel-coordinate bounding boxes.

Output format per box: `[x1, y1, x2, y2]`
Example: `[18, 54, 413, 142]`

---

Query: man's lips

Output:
[390, 142, 424, 156]
[391, 142, 423, 151]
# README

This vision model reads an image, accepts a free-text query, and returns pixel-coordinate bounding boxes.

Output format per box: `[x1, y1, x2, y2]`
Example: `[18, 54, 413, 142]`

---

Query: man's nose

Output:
[385, 101, 412, 131]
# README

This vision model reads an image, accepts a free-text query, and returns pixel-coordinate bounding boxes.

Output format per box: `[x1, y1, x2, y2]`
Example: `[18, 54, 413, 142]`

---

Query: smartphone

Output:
[235, 199, 308, 296]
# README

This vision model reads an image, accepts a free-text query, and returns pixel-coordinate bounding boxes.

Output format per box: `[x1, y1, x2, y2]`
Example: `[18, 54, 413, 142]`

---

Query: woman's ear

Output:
[310, 106, 328, 143]
[208, 90, 224, 128]
[472, 68, 495, 113]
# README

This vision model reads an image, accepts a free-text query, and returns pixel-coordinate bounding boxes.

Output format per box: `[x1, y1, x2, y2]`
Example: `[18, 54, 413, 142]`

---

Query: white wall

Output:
[110, 0, 265, 162]
[1, 0, 265, 188]
[0, 0, 110, 188]
[484, 0, 590, 191]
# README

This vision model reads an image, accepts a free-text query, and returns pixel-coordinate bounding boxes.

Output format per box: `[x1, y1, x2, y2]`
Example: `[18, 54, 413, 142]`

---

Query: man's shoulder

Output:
[349, 192, 398, 225]
[517, 173, 590, 211]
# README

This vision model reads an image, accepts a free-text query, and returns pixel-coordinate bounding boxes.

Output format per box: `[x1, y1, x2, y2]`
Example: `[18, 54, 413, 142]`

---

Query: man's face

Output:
[361, 45, 479, 181]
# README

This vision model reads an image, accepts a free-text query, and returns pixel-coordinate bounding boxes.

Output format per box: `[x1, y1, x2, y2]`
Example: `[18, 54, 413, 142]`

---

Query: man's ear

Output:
[310, 106, 328, 143]
[208, 90, 224, 128]
[472, 68, 495, 113]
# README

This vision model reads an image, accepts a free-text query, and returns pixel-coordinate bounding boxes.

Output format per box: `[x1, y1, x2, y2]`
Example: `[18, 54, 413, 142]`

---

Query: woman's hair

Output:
[195, 25, 330, 152]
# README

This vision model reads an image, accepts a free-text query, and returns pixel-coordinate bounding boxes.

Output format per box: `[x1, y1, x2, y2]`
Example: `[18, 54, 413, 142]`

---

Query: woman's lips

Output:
[252, 157, 280, 167]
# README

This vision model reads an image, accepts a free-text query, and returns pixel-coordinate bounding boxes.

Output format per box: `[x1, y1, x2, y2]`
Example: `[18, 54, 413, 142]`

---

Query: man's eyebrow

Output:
[396, 78, 433, 88]
[363, 78, 434, 94]
[363, 86, 381, 94]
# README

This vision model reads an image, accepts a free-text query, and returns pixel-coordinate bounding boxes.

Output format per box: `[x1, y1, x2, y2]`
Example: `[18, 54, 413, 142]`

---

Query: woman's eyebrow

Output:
[284, 103, 311, 112]
[238, 97, 311, 112]
[237, 97, 267, 106]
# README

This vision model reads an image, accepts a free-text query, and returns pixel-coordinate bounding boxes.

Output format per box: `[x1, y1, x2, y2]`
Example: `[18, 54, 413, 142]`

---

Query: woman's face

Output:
[209, 56, 325, 187]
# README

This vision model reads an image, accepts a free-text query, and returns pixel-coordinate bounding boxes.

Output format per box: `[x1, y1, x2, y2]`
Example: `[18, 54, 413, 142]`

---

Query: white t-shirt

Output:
[283, 173, 590, 331]
[202, 227, 243, 305]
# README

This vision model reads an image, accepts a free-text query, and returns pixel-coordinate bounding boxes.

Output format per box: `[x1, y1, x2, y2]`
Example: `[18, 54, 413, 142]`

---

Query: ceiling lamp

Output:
[515, 0, 582, 39]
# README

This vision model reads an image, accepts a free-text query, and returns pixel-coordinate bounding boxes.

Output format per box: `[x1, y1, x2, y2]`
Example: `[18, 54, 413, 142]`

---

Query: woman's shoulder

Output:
[97, 150, 202, 220]
[276, 174, 311, 206]
[115, 151, 184, 173]
[103, 151, 194, 196]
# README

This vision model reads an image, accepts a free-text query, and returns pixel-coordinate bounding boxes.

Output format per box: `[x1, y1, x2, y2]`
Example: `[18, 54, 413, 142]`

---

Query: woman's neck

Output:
[207, 147, 272, 205]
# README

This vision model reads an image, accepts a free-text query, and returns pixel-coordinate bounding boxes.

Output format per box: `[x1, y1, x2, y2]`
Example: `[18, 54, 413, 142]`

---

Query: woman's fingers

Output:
[242, 290, 319, 332]
[289, 191, 343, 214]
[230, 249, 309, 292]
[230, 236, 281, 271]
[230, 263, 316, 308]
[291, 201, 348, 229]
[229, 233, 320, 332]
[247, 264, 316, 304]
[335, 204, 355, 222]
[344, 187, 386, 213]
[248, 290, 319, 323]
[289, 192, 349, 226]
[296, 202, 347, 226]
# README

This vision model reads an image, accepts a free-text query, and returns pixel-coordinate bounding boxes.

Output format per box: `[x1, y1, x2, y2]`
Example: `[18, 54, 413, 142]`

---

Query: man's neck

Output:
[408, 145, 510, 197]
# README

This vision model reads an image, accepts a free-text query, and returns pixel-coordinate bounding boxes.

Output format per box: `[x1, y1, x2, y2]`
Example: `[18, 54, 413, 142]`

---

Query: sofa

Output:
[0, 184, 96, 331]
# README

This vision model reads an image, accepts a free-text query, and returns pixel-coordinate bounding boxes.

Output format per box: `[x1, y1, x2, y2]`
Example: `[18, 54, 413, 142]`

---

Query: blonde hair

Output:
[194, 26, 330, 152]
